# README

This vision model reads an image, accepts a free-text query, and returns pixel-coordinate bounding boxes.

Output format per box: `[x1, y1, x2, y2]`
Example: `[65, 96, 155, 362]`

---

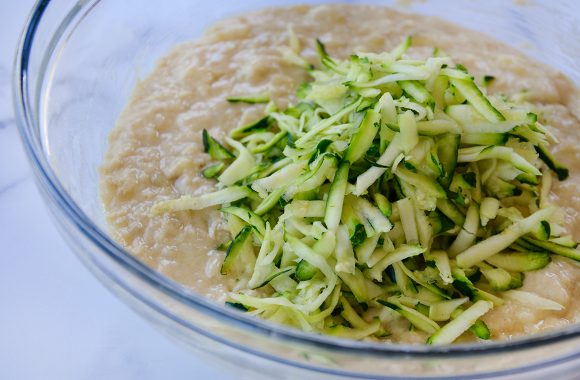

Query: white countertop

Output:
[0, 2, 229, 379]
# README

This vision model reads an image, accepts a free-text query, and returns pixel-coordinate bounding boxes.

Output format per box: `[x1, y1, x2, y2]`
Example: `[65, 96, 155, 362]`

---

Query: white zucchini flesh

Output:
[252, 161, 307, 197]
[427, 300, 493, 344]
[429, 297, 469, 321]
[396, 198, 419, 244]
[335, 225, 357, 274]
[480, 197, 500, 227]
[218, 138, 257, 185]
[370, 245, 425, 280]
[151, 186, 252, 214]
[456, 207, 556, 268]
[448, 203, 479, 257]
[458, 146, 541, 176]
[399, 110, 419, 153]
[428, 250, 453, 284]
[380, 298, 440, 334]
[354, 134, 404, 195]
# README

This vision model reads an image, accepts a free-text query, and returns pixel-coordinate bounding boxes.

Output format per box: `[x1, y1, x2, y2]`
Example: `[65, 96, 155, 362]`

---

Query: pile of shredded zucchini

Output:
[152, 35, 579, 344]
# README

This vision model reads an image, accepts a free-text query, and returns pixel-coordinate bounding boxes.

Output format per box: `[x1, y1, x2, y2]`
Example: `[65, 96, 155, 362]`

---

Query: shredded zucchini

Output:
[151, 34, 577, 344]
[227, 93, 270, 104]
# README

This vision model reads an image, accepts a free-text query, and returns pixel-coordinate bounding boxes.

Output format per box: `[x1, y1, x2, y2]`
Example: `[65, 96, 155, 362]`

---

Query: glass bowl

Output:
[14, 0, 580, 378]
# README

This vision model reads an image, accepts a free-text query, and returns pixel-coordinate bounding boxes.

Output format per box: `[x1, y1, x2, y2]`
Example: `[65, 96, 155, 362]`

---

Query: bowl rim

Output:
[13, 0, 580, 377]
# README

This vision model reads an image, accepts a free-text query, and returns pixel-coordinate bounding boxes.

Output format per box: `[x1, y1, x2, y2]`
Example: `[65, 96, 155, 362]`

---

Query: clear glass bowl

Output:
[14, 1, 580, 378]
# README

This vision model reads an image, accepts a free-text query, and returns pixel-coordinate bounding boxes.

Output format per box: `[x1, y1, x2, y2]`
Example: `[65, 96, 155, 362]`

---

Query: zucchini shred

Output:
[152, 33, 578, 344]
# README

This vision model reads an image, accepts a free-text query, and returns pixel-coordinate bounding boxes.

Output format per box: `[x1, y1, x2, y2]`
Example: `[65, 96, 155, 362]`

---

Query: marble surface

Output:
[0, 2, 229, 379]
